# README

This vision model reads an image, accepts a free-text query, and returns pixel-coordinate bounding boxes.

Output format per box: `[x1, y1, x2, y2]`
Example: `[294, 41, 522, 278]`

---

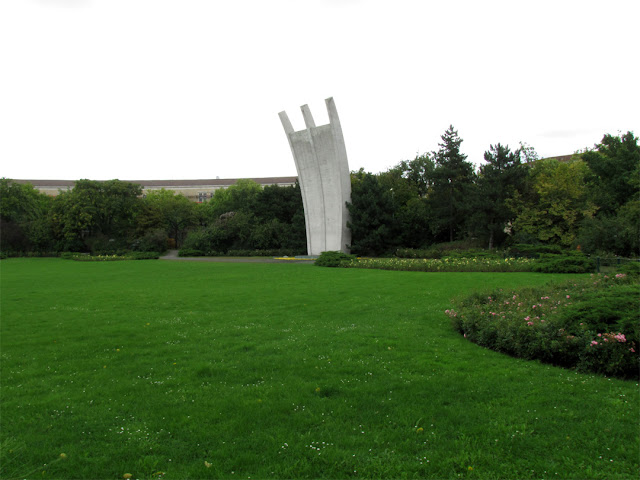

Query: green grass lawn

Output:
[1, 259, 638, 479]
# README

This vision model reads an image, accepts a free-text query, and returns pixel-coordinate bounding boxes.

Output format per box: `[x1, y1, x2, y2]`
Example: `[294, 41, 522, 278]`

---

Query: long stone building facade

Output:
[14, 177, 298, 203]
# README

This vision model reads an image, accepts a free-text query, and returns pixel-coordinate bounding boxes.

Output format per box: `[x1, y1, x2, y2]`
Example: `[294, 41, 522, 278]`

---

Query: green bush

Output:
[314, 251, 355, 267]
[395, 247, 443, 259]
[616, 261, 640, 276]
[507, 243, 565, 257]
[178, 248, 205, 257]
[132, 229, 168, 253]
[531, 253, 596, 273]
[345, 256, 534, 272]
[127, 251, 160, 260]
[449, 274, 639, 379]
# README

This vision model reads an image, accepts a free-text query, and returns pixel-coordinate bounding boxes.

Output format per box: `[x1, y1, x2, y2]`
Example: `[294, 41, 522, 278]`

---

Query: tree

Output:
[511, 159, 595, 247]
[581, 131, 640, 215]
[50, 179, 143, 251]
[346, 170, 396, 256]
[471, 144, 527, 248]
[577, 131, 640, 256]
[202, 179, 262, 222]
[139, 189, 197, 247]
[380, 154, 436, 248]
[429, 126, 476, 242]
[0, 179, 53, 252]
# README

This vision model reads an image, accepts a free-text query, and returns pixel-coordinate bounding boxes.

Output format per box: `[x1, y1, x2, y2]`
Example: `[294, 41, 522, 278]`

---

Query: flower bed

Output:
[448, 273, 639, 379]
[344, 256, 535, 272]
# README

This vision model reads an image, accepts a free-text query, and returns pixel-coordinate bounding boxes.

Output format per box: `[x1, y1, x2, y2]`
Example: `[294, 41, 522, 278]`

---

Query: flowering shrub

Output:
[448, 274, 639, 379]
[63, 252, 160, 261]
[344, 256, 534, 272]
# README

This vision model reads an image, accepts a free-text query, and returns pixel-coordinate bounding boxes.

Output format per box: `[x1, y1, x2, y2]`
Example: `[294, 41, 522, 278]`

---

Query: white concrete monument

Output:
[279, 97, 352, 255]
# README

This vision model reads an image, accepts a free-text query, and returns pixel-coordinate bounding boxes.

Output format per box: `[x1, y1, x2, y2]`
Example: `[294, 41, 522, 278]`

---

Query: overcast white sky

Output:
[1, 0, 638, 181]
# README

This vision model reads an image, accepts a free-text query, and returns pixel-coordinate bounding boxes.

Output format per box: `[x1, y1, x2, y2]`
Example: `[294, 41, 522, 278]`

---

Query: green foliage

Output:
[126, 251, 161, 260]
[139, 189, 197, 248]
[507, 243, 565, 256]
[178, 248, 206, 257]
[581, 131, 640, 216]
[577, 200, 640, 256]
[511, 158, 595, 247]
[50, 179, 143, 250]
[449, 274, 639, 379]
[314, 250, 354, 267]
[202, 179, 262, 220]
[132, 228, 168, 253]
[346, 171, 396, 256]
[616, 261, 640, 276]
[61, 252, 160, 261]
[429, 125, 476, 242]
[345, 256, 534, 272]
[472, 143, 527, 248]
[531, 253, 596, 273]
[0, 178, 54, 252]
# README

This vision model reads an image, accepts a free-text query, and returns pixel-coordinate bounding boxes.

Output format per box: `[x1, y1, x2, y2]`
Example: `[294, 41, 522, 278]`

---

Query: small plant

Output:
[314, 251, 354, 267]
[178, 248, 205, 257]
[532, 252, 596, 273]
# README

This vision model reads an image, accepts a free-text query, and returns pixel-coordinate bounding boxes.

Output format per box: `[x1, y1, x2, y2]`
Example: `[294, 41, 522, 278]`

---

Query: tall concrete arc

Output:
[279, 97, 351, 255]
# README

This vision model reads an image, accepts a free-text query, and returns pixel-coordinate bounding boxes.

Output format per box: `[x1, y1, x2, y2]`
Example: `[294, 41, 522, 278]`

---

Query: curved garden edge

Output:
[447, 273, 639, 380]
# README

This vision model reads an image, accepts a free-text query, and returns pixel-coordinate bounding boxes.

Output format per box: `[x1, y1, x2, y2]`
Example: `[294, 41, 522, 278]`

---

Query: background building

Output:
[13, 177, 298, 203]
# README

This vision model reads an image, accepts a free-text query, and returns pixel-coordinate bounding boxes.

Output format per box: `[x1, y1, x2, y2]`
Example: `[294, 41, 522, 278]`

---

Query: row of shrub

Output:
[447, 274, 639, 379]
[178, 248, 305, 258]
[0, 251, 60, 260]
[343, 256, 536, 272]
[59, 252, 161, 261]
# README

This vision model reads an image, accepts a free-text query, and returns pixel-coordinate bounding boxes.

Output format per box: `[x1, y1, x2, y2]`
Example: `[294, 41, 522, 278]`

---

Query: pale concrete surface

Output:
[279, 97, 351, 255]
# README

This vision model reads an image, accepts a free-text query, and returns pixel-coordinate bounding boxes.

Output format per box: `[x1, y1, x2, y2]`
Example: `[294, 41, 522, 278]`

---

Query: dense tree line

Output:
[0, 179, 306, 255]
[2, 129, 638, 258]
[347, 128, 639, 257]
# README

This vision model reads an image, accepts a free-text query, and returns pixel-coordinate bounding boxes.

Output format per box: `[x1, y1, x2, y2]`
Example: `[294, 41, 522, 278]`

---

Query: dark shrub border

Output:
[448, 274, 639, 379]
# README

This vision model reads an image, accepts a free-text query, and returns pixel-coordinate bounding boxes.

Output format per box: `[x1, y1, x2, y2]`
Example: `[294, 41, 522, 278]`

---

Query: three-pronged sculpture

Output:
[279, 97, 352, 255]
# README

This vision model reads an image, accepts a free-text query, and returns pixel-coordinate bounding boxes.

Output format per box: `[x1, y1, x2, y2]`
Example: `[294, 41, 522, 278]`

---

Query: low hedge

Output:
[61, 252, 160, 261]
[314, 251, 355, 267]
[178, 248, 305, 257]
[531, 253, 596, 273]
[448, 273, 639, 379]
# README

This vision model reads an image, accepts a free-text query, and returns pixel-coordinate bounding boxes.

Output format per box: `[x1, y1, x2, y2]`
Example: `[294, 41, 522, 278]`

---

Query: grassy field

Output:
[1, 259, 638, 479]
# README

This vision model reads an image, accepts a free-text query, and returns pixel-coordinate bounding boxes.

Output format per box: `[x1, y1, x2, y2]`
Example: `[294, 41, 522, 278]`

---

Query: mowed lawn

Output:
[0, 259, 637, 479]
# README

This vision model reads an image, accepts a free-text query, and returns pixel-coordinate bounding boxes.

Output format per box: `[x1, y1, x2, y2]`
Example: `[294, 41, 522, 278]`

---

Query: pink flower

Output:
[614, 333, 626, 343]
[566, 295, 570, 299]
[631, 348, 636, 353]
[591, 341, 598, 346]
[597, 333, 602, 337]
[527, 322, 534, 326]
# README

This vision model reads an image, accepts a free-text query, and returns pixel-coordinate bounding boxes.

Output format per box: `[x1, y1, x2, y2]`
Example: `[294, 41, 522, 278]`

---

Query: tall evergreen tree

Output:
[346, 170, 396, 256]
[429, 126, 475, 242]
[472, 143, 527, 248]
